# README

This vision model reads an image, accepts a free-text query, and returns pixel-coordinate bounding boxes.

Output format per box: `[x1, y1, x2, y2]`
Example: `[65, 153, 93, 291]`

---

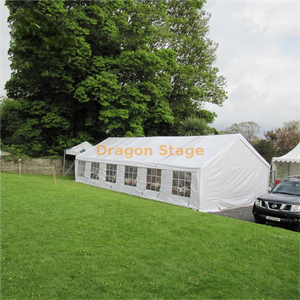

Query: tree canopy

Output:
[3, 0, 227, 157]
[252, 140, 277, 164]
[264, 120, 300, 156]
[221, 121, 260, 143]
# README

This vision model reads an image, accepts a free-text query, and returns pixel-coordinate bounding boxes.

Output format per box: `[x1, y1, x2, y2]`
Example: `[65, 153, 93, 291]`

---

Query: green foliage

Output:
[178, 117, 213, 136]
[1, 173, 299, 299]
[196, 109, 217, 124]
[221, 121, 260, 143]
[0, 141, 30, 162]
[252, 139, 277, 164]
[264, 120, 300, 156]
[3, 0, 227, 157]
[0, 97, 24, 146]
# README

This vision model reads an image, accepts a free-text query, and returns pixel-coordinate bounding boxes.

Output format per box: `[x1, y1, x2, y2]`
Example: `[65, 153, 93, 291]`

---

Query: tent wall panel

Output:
[288, 163, 300, 177]
[201, 139, 269, 211]
[272, 142, 300, 180]
[199, 166, 221, 212]
[273, 162, 300, 179]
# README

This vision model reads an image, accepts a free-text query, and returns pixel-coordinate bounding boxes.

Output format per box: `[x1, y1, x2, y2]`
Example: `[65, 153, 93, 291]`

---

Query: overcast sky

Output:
[0, 0, 299, 137]
[204, 0, 299, 136]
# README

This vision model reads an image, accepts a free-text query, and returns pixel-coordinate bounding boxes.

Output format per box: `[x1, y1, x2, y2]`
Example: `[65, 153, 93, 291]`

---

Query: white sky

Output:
[204, 0, 299, 136]
[0, 1, 299, 137]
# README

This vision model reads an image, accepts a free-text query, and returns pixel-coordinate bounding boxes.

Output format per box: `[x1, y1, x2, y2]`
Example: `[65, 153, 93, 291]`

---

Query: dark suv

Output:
[253, 175, 300, 231]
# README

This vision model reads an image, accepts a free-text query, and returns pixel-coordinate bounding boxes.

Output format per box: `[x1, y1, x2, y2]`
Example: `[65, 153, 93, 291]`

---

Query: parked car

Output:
[253, 175, 300, 231]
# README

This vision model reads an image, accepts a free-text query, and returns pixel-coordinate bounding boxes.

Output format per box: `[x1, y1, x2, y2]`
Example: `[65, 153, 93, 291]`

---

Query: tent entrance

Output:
[63, 141, 94, 176]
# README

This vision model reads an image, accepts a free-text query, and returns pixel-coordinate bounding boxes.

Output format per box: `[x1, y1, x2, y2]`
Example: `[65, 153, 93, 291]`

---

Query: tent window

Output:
[91, 162, 100, 179]
[146, 168, 161, 191]
[106, 164, 117, 183]
[172, 171, 191, 198]
[124, 166, 137, 186]
[78, 161, 85, 176]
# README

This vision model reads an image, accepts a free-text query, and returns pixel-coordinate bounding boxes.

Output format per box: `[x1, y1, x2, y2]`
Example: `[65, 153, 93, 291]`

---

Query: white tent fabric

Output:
[271, 142, 300, 179]
[63, 141, 94, 176]
[65, 141, 94, 156]
[75, 134, 270, 212]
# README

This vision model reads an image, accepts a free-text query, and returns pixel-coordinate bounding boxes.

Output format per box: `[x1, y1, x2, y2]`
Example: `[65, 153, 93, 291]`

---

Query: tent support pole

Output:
[271, 161, 275, 183]
[64, 160, 75, 176]
[63, 151, 66, 176]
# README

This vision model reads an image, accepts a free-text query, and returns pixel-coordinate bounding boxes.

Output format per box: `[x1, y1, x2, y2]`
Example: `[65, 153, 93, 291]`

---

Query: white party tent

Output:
[63, 141, 94, 175]
[75, 134, 269, 212]
[271, 142, 300, 180]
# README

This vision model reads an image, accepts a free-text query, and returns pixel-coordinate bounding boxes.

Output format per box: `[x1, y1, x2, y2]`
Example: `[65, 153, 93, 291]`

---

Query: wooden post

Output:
[53, 165, 56, 184]
[63, 151, 66, 176]
[18, 159, 21, 176]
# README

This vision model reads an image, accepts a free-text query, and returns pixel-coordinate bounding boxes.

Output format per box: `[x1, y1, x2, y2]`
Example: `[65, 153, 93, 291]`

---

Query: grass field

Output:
[1, 173, 299, 300]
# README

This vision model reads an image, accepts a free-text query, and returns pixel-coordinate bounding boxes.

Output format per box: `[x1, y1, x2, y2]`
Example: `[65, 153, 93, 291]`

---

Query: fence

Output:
[0, 157, 74, 176]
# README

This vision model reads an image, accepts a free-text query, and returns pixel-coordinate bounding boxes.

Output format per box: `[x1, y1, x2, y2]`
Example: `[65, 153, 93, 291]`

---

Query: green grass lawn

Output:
[1, 173, 299, 300]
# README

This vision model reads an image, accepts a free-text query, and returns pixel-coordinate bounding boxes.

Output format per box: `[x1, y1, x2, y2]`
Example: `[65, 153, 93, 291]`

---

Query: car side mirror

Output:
[267, 187, 272, 193]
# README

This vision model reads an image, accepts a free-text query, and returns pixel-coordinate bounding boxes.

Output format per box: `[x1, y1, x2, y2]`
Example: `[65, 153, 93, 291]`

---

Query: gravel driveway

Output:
[209, 206, 255, 223]
[210, 206, 299, 232]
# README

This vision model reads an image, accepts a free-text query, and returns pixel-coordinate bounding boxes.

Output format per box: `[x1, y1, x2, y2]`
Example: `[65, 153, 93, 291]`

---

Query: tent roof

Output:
[65, 141, 94, 156]
[272, 142, 300, 164]
[76, 134, 268, 170]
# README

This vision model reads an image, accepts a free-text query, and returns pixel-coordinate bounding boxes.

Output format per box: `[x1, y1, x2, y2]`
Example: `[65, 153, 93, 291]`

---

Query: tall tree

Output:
[0, 97, 23, 145]
[221, 121, 260, 143]
[264, 120, 300, 156]
[252, 139, 277, 164]
[3, 0, 226, 156]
